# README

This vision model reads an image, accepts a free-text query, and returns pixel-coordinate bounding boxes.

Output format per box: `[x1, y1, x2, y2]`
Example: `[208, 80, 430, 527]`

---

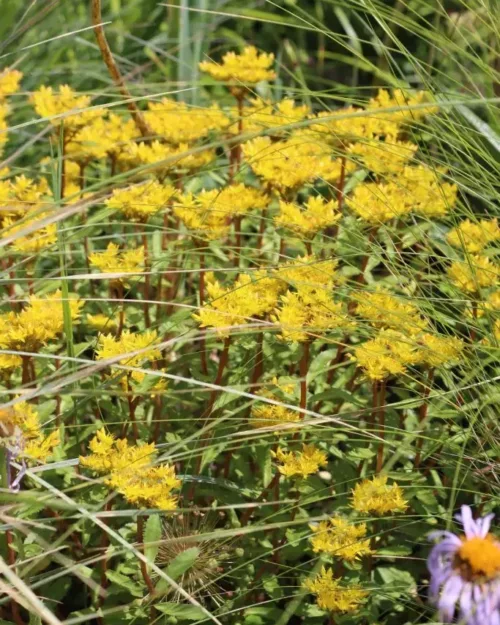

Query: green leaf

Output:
[156, 547, 201, 592]
[105, 570, 143, 598]
[144, 515, 162, 569]
[156, 603, 206, 621]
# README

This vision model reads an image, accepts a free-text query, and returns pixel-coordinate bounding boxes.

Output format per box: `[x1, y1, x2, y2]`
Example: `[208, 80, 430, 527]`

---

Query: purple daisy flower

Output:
[428, 505, 500, 625]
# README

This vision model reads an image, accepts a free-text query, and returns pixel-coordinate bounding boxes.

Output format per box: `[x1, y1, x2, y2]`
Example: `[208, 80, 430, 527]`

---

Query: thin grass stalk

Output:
[141, 233, 151, 328]
[376, 380, 387, 474]
[414, 367, 435, 469]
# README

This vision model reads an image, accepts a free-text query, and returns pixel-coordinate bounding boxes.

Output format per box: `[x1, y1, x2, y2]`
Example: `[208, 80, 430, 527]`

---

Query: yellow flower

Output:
[348, 138, 418, 175]
[352, 329, 419, 381]
[308, 106, 375, 144]
[274, 255, 338, 290]
[243, 135, 346, 190]
[0, 354, 22, 371]
[30, 85, 105, 130]
[144, 98, 229, 143]
[86, 313, 120, 333]
[0, 291, 82, 352]
[194, 271, 284, 336]
[347, 180, 411, 224]
[355, 291, 427, 336]
[2, 213, 57, 253]
[310, 517, 372, 561]
[398, 165, 458, 218]
[448, 255, 499, 293]
[234, 97, 309, 135]
[273, 288, 352, 343]
[130, 140, 215, 172]
[67, 113, 138, 161]
[275, 196, 340, 237]
[0, 174, 51, 222]
[351, 475, 408, 515]
[96, 330, 161, 371]
[417, 333, 464, 367]
[368, 89, 438, 124]
[89, 243, 145, 283]
[0, 402, 59, 462]
[250, 396, 301, 431]
[0, 68, 23, 99]
[447, 218, 500, 253]
[199, 46, 276, 84]
[303, 567, 367, 613]
[272, 444, 327, 478]
[105, 180, 175, 222]
[80, 428, 155, 474]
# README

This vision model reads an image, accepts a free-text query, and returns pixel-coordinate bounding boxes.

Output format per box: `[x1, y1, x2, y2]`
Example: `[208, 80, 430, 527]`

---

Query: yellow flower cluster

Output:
[31, 85, 104, 131]
[0, 291, 82, 351]
[355, 291, 427, 335]
[232, 97, 309, 135]
[145, 98, 229, 143]
[243, 135, 345, 190]
[348, 138, 418, 175]
[0, 175, 51, 220]
[194, 271, 284, 335]
[309, 517, 372, 561]
[351, 475, 408, 515]
[89, 243, 145, 283]
[96, 329, 161, 371]
[448, 255, 499, 293]
[352, 329, 419, 381]
[275, 196, 340, 237]
[80, 429, 180, 509]
[0, 402, 59, 462]
[250, 394, 301, 431]
[273, 288, 351, 343]
[447, 218, 500, 253]
[0, 68, 22, 155]
[67, 113, 137, 163]
[275, 255, 338, 290]
[417, 333, 464, 367]
[272, 444, 327, 478]
[130, 140, 215, 173]
[106, 180, 175, 222]
[303, 567, 367, 613]
[199, 46, 276, 84]
[86, 313, 120, 333]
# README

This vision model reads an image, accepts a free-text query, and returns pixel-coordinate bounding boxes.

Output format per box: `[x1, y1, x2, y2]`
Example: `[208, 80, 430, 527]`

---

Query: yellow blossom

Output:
[348, 138, 418, 175]
[273, 288, 352, 343]
[105, 180, 175, 222]
[352, 329, 419, 380]
[67, 113, 138, 162]
[0, 68, 23, 99]
[0, 354, 22, 371]
[274, 255, 338, 290]
[89, 243, 145, 283]
[308, 106, 375, 144]
[250, 395, 301, 431]
[398, 165, 458, 218]
[174, 191, 230, 240]
[447, 218, 500, 253]
[417, 333, 464, 367]
[194, 271, 284, 336]
[368, 89, 438, 124]
[0, 290, 82, 352]
[25, 430, 60, 462]
[145, 98, 229, 143]
[347, 180, 411, 224]
[355, 291, 427, 335]
[351, 475, 408, 515]
[234, 97, 309, 135]
[80, 428, 155, 475]
[0, 174, 51, 222]
[96, 330, 161, 371]
[86, 313, 120, 333]
[272, 444, 327, 478]
[448, 255, 499, 293]
[303, 567, 367, 613]
[130, 140, 215, 172]
[310, 517, 372, 561]
[0, 402, 59, 462]
[275, 196, 340, 237]
[2, 213, 57, 253]
[199, 46, 276, 84]
[30, 85, 104, 131]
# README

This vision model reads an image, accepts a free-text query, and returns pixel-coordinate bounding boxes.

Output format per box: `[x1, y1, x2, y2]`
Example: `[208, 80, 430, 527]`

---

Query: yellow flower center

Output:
[456, 535, 500, 580]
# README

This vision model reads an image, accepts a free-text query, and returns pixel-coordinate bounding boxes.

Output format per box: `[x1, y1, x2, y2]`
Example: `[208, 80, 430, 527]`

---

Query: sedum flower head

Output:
[272, 444, 327, 478]
[86, 313, 120, 333]
[273, 287, 352, 343]
[447, 218, 500, 253]
[448, 255, 500, 293]
[145, 98, 229, 143]
[310, 517, 372, 561]
[234, 97, 309, 135]
[199, 46, 276, 84]
[352, 329, 419, 381]
[347, 180, 412, 224]
[398, 165, 458, 218]
[89, 243, 145, 283]
[2, 213, 57, 253]
[96, 330, 161, 371]
[348, 138, 418, 175]
[243, 135, 346, 190]
[67, 113, 137, 161]
[308, 106, 375, 145]
[194, 271, 284, 336]
[0, 68, 23, 100]
[30, 85, 104, 130]
[0, 402, 59, 462]
[275, 195, 340, 237]
[274, 255, 338, 291]
[130, 140, 215, 172]
[0, 174, 51, 221]
[303, 566, 367, 613]
[351, 475, 407, 515]
[0, 291, 82, 351]
[174, 191, 230, 240]
[417, 333, 464, 367]
[0, 354, 22, 372]
[250, 393, 301, 432]
[355, 291, 427, 336]
[106, 180, 175, 222]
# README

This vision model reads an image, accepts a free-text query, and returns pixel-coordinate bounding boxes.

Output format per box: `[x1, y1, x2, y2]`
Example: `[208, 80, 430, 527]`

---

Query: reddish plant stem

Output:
[240, 472, 280, 526]
[205, 337, 231, 417]
[21, 356, 31, 386]
[117, 282, 125, 338]
[98, 501, 111, 607]
[198, 243, 208, 375]
[376, 380, 387, 474]
[233, 215, 242, 267]
[137, 516, 156, 595]
[257, 209, 267, 251]
[337, 156, 346, 210]
[299, 341, 310, 413]
[250, 330, 265, 388]
[470, 299, 478, 342]
[6, 529, 24, 625]
[125, 392, 139, 441]
[152, 395, 162, 444]
[305, 240, 313, 255]
[142, 233, 151, 328]
[414, 367, 435, 469]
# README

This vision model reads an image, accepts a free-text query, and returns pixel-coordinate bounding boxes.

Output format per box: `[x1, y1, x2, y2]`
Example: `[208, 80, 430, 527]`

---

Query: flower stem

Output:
[198, 243, 208, 375]
[299, 341, 310, 413]
[376, 380, 387, 474]
[414, 367, 435, 468]
[142, 233, 151, 328]
[137, 515, 156, 595]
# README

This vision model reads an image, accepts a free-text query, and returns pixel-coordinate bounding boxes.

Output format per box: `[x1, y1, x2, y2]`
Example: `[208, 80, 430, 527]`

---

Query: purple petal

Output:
[477, 513, 495, 538]
[429, 530, 462, 545]
[459, 582, 472, 618]
[457, 505, 480, 538]
[438, 574, 464, 622]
